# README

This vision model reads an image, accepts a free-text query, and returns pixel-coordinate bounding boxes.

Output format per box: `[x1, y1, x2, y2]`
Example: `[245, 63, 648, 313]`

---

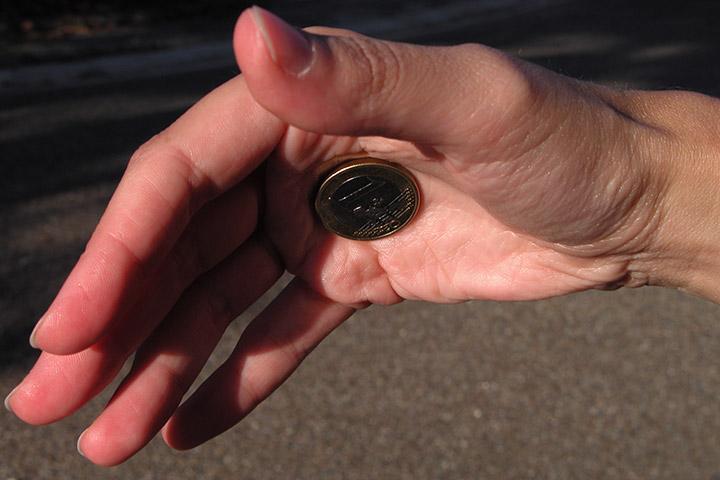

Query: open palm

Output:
[7, 7, 662, 466]
[266, 130, 628, 308]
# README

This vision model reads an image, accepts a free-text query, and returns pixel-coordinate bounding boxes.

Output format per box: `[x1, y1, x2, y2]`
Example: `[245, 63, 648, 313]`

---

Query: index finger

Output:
[31, 75, 286, 354]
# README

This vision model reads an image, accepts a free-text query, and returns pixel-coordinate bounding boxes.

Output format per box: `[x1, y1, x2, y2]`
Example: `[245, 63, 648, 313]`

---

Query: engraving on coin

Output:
[314, 157, 420, 240]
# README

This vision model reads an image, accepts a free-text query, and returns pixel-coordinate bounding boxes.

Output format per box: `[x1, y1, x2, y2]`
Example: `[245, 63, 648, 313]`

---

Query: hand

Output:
[6, 7, 718, 466]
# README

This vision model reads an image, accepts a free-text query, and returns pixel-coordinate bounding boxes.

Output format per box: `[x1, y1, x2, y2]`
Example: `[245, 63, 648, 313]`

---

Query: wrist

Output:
[619, 90, 720, 301]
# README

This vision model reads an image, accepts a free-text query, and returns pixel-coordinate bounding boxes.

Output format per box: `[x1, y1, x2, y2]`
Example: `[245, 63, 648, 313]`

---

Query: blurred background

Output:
[2, 1, 720, 478]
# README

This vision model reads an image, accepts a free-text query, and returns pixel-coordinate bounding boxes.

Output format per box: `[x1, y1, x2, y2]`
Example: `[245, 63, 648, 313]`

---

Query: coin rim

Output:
[314, 157, 421, 241]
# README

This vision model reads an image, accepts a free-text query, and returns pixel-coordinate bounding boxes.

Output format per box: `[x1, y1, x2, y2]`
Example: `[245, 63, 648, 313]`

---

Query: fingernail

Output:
[77, 429, 88, 458]
[250, 6, 314, 76]
[29, 317, 44, 349]
[4, 385, 18, 413]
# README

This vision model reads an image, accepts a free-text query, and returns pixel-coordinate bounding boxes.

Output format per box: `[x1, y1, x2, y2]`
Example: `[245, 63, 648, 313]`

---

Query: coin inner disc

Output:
[314, 158, 420, 240]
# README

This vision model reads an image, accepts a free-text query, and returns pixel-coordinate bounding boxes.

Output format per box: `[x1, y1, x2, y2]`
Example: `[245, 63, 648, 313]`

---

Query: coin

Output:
[314, 157, 420, 240]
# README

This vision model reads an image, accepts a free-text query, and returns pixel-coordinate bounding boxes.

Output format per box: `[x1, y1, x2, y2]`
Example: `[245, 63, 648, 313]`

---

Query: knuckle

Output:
[465, 44, 541, 111]
[127, 133, 217, 210]
[455, 43, 556, 146]
[342, 36, 403, 119]
[127, 133, 166, 170]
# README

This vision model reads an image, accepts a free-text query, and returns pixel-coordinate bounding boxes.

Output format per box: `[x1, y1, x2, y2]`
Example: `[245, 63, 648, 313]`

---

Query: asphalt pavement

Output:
[2, 1, 720, 479]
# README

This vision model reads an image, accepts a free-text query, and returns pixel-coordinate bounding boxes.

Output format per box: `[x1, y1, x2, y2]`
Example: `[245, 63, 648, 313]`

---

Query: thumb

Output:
[234, 6, 544, 145]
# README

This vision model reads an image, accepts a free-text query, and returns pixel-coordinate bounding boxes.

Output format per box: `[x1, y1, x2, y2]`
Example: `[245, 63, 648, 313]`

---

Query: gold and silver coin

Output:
[314, 157, 420, 240]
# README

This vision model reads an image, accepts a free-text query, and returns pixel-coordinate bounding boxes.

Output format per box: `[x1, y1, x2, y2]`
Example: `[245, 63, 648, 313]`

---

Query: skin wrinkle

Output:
[597, 88, 687, 138]
[451, 235, 481, 301]
[501, 94, 649, 251]
[137, 166, 194, 232]
[340, 36, 404, 133]
[441, 77, 586, 241]
[101, 166, 192, 294]
[542, 252, 626, 290]
[434, 223, 479, 301]
[638, 110, 720, 292]
[421, 235, 455, 302]
[560, 93, 676, 265]
[502, 250, 538, 296]
[354, 245, 396, 305]
[555, 133, 668, 263]
[100, 214, 145, 269]
[523, 99, 604, 239]
[359, 247, 395, 306]
[493, 241, 546, 295]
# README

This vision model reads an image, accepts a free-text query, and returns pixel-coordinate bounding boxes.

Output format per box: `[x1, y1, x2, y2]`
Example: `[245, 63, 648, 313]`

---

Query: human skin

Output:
[5, 6, 720, 466]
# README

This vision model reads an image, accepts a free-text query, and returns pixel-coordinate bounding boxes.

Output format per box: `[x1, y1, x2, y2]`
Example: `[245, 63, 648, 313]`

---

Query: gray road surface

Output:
[2, 1, 720, 479]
